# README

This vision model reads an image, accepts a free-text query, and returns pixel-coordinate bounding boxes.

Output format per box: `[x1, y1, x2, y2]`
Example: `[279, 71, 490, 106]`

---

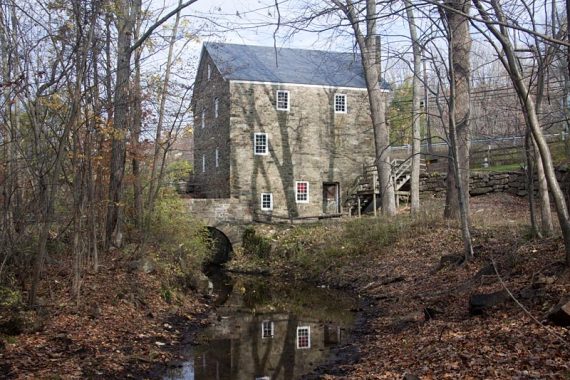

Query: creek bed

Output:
[164, 270, 359, 380]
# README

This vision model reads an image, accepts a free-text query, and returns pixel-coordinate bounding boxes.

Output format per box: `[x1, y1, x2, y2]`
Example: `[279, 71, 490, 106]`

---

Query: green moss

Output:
[242, 227, 272, 259]
[160, 286, 173, 304]
[0, 287, 21, 308]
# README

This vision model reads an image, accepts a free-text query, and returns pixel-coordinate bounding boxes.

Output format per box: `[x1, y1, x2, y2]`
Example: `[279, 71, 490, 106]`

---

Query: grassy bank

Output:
[230, 202, 442, 284]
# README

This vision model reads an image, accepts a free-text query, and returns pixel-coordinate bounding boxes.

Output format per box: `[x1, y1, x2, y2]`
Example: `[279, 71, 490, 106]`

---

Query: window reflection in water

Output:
[164, 273, 357, 380]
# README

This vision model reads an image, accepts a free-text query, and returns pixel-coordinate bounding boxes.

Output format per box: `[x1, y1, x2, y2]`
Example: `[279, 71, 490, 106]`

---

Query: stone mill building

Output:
[189, 42, 389, 222]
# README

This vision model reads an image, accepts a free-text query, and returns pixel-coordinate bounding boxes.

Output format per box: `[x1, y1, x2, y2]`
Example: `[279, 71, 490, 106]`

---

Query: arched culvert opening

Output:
[206, 227, 233, 266]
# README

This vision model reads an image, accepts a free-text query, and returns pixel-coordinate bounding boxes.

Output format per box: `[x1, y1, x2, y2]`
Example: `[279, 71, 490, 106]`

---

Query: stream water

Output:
[164, 271, 359, 380]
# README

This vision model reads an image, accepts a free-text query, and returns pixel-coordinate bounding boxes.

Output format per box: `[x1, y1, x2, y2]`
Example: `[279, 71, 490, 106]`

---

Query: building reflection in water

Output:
[164, 272, 357, 380]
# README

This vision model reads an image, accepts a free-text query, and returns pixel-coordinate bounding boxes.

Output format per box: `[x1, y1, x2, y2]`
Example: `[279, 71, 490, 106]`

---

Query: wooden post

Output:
[357, 197, 361, 218]
[372, 172, 377, 216]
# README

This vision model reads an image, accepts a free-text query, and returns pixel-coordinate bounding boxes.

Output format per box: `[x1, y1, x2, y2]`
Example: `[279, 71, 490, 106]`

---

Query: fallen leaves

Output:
[0, 249, 209, 379]
[304, 194, 570, 379]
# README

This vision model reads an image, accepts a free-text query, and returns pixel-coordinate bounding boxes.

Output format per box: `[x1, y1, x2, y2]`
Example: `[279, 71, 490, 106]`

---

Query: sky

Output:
[184, 0, 343, 49]
[144, 0, 564, 83]
[168, 0, 415, 84]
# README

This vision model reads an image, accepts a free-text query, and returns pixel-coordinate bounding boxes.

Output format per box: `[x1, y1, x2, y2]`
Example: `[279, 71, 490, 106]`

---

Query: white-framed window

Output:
[296, 326, 311, 349]
[201, 108, 205, 129]
[334, 94, 347, 113]
[260, 193, 273, 211]
[254, 133, 268, 155]
[255, 377, 271, 380]
[214, 98, 219, 118]
[261, 320, 274, 338]
[215, 148, 219, 168]
[207, 64, 211, 80]
[276, 90, 290, 111]
[202, 154, 206, 173]
[295, 181, 309, 203]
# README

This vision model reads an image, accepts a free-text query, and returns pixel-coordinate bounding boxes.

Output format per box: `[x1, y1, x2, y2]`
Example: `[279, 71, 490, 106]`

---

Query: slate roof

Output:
[203, 42, 391, 90]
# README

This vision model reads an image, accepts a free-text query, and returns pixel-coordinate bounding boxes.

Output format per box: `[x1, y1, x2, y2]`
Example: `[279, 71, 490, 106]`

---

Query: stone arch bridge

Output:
[182, 198, 253, 262]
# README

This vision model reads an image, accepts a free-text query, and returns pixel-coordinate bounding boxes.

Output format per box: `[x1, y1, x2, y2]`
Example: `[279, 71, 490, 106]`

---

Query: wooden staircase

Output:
[391, 158, 413, 208]
[345, 158, 424, 215]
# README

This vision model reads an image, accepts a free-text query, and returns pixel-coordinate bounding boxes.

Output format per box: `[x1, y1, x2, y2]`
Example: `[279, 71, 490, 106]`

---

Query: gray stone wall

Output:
[420, 166, 569, 197]
[229, 82, 377, 219]
[183, 198, 253, 226]
[192, 51, 231, 198]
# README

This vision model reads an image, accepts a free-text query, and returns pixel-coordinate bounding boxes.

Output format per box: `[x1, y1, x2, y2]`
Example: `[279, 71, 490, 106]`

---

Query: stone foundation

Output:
[183, 198, 253, 225]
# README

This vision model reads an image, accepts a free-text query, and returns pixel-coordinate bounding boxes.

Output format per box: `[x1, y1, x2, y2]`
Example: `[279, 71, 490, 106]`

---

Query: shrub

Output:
[147, 190, 211, 288]
[0, 286, 21, 308]
[242, 227, 272, 259]
[264, 208, 442, 276]
[164, 159, 192, 183]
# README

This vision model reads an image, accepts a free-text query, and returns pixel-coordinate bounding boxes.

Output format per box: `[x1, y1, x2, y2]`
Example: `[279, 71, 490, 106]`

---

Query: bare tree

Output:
[473, 0, 570, 266]
[106, 0, 200, 248]
[442, 0, 472, 223]
[147, 0, 184, 213]
[404, 0, 422, 214]
[331, 0, 396, 215]
[441, 0, 474, 259]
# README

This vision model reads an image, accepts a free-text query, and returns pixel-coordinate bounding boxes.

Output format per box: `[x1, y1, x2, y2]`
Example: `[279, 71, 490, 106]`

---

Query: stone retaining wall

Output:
[421, 166, 569, 197]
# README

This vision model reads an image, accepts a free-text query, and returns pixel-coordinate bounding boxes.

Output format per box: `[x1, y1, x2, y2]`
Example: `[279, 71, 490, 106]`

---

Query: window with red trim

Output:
[296, 181, 309, 203]
[296, 326, 310, 349]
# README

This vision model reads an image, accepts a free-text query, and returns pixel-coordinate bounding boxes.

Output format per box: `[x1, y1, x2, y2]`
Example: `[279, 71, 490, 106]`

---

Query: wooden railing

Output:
[345, 158, 425, 214]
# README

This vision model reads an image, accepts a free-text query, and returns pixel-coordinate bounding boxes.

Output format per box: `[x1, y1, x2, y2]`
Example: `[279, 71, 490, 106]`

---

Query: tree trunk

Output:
[71, 127, 85, 301]
[525, 129, 541, 238]
[106, 0, 136, 248]
[533, 137, 554, 234]
[534, 33, 554, 236]
[474, 0, 570, 266]
[146, 0, 183, 213]
[88, 35, 102, 272]
[332, 0, 395, 215]
[443, 0, 472, 221]
[30, 1, 96, 304]
[131, 0, 144, 229]
[0, 4, 13, 274]
[405, 0, 422, 214]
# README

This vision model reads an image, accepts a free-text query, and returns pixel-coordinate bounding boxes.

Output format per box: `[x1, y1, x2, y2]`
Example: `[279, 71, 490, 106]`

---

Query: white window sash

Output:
[207, 64, 211, 80]
[296, 326, 311, 349]
[214, 98, 219, 118]
[276, 90, 290, 111]
[261, 320, 274, 338]
[254, 133, 269, 155]
[334, 94, 347, 113]
[260, 193, 273, 211]
[215, 148, 219, 168]
[202, 154, 206, 173]
[201, 109, 205, 129]
[295, 181, 309, 203]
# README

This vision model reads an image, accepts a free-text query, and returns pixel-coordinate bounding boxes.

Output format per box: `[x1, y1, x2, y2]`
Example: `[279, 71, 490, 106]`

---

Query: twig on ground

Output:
[491, 257, 570, 348]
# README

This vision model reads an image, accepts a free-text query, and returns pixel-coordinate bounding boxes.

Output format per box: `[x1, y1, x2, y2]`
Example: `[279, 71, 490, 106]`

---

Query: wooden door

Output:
[322, 183, 340, 214]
